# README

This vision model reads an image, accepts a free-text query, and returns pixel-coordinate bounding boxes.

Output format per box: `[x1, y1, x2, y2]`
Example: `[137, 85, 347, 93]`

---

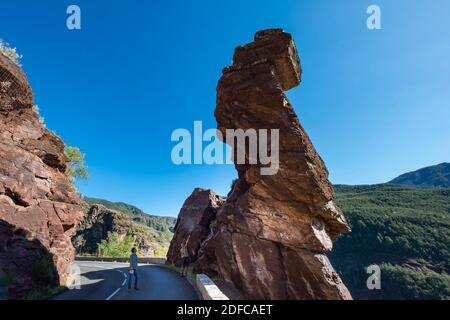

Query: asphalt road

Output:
[53, 261, 198, 300]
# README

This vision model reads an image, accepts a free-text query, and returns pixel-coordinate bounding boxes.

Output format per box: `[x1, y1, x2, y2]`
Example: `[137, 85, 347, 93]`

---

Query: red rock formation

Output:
[188, 29, 351, 299]
[166, 188, 224, 267]
[0, 53, 83, 298]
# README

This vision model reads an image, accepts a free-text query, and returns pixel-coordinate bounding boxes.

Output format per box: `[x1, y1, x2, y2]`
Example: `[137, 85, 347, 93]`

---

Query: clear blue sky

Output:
[1, 1, 449, 217]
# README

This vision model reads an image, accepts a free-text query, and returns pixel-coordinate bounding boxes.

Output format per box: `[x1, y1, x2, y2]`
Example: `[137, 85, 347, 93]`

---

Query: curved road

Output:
[53, 261, 198, 300]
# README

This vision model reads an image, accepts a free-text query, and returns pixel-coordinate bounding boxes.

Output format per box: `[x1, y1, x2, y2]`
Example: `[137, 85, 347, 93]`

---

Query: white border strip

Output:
[196, 274, 229, 300]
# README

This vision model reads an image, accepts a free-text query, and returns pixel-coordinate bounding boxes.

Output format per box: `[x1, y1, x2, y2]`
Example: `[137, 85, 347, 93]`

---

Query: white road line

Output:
[77, 262, 128, 301]
[105, 287, 121, 301]
[106, 269, 128, 300]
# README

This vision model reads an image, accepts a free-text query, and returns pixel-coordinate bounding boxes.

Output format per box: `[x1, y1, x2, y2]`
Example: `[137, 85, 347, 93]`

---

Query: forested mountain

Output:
[389, 163, 450, 188]
[330, 184, 450, 299]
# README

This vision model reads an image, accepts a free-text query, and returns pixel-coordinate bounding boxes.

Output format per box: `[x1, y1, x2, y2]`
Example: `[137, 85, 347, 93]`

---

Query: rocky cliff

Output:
[0, 53, 83, 298]
[169, 29, 352, 299]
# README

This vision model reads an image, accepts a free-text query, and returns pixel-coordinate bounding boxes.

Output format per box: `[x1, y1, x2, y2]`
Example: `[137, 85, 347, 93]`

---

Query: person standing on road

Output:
[128, 247, 139, 292]
[180, 236, 191, 277]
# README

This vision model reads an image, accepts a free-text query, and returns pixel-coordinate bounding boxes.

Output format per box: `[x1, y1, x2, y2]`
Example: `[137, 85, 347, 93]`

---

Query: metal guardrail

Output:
[75, 256, 166, 265]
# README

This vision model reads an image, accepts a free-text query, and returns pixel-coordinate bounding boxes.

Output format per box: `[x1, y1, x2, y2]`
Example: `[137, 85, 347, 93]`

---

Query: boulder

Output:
[0, 53, 83, 298]
[166, 188, 224, 267]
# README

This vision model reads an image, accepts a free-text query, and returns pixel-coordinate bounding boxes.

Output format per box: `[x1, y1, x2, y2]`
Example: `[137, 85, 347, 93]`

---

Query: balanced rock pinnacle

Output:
[0, 53, 83, 298]
[186, 29, 352, 299]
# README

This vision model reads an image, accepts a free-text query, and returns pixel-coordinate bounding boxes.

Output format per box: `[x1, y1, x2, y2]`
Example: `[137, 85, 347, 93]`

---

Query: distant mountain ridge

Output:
[328, 163, 450, 299]
[73, 198, 177, 257]
[83, 197, 176, 232]
[389, 162, 450, 188]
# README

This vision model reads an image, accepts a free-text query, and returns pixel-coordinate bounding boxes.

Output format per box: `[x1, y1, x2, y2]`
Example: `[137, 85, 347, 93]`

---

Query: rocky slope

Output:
[0, 53, 83, 298]
[169, 29, 352, 299]
[389, 162, 450, 188]
[74, 199, 175, 257]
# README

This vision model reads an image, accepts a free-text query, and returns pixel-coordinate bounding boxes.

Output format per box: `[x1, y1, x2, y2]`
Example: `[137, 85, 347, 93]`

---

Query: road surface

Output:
[53, 261, 198, 300]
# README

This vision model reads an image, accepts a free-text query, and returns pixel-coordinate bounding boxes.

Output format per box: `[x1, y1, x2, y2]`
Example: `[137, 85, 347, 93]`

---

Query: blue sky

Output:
[1, 1, 449, 217]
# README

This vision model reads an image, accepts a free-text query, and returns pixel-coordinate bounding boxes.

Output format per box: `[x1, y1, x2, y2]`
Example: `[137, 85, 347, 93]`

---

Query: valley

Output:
[73, 197, 176, 258]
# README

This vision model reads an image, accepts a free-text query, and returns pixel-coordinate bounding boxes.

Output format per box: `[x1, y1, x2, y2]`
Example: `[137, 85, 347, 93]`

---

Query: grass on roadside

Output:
[163, 264, 197, 287]
[0, 270, 9, 300]
[26, 285, 67, 300]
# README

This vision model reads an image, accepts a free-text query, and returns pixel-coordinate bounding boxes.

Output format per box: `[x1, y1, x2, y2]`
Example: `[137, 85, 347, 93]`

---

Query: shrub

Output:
[0, 39, 22, 66]
[154, 246, 169, 258]
[0, 270, 9, 300]
[32, 257, 56, 285]
[32, 105, 45, 124]
[97, 232, 136, 257]
[27, 285, 66, 300]
[65, 146, 89, 181]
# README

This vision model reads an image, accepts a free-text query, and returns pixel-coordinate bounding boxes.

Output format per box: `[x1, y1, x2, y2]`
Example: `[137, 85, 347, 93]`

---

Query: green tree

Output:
[65, 146, 89, 181]
[97, 232, 136, 257]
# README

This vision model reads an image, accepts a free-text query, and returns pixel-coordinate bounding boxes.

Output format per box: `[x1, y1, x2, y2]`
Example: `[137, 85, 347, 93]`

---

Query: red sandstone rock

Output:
[0, 53, 83, 298]
[173, 29, 352, 300]
[166, 188, 224, 267]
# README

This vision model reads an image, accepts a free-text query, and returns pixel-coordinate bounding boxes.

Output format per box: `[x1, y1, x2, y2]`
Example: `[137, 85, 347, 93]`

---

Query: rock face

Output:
[0, 54, 83, 298]
[170, 29, 352, 299]
[73, 203, 172, 257]
[166, 188, 224, 266]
